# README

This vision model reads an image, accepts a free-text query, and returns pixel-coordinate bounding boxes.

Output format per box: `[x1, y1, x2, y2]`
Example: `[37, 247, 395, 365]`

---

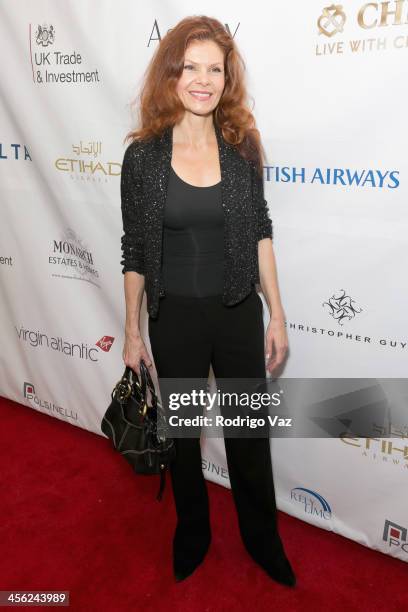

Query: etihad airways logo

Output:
[55, 139, 121, 183]
[15, 326, 115, 362]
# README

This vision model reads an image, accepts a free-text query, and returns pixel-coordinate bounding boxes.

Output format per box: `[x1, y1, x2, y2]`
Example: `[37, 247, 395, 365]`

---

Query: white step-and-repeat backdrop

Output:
[1, 1, 407, 563]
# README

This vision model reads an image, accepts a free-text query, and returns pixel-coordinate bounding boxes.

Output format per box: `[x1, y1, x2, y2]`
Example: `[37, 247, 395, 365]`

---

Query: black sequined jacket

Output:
[120, 122, 273, 319]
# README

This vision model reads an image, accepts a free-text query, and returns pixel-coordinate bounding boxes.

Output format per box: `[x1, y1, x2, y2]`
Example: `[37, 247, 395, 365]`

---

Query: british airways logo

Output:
[264, 166, 399, 188]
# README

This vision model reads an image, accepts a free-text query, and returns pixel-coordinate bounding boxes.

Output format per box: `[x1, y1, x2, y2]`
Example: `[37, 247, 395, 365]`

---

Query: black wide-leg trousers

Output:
[148, 287, 283, 562]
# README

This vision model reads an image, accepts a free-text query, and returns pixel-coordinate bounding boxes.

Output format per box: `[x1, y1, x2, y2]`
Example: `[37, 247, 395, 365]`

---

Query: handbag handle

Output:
[121, 360, 158, 416]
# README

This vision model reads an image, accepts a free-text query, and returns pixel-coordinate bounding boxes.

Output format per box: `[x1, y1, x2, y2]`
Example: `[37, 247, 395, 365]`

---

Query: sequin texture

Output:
[120, 123, 273, 319]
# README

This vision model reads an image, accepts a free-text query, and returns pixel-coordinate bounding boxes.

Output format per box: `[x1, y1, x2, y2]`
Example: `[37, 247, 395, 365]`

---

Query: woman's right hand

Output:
[122, 332, 154, 377]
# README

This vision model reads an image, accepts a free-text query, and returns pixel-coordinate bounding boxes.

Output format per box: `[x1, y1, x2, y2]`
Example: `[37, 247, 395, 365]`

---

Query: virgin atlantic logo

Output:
[96, 336, 114, 352]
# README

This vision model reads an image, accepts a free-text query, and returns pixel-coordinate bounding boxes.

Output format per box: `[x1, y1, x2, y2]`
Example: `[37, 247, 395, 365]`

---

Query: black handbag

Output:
[101, 359, 176, 501]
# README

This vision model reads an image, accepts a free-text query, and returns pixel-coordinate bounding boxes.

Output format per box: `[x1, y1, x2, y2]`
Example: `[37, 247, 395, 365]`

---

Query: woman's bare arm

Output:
[122, 271, 153, 374]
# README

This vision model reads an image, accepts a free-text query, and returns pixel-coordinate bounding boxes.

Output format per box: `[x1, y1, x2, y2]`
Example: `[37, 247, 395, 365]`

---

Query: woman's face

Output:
[176, 40, 225, 117]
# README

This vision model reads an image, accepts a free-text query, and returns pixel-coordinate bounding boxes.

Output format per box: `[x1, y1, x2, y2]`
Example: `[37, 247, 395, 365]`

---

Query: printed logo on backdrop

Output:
[382, 519, 408, 555]
[0, 255, 13, 268]
[23, 381, 78, 422]
[29, 23, 100, 84]
[50, 227, 100, 287]
[316, 2, 408, 55]
[264, 165, 399, 188]
[201, 457, 229, 481]
[341, 423, 408, 470]
[15, 325, 115, 362]
[323, 289, 363, 326]
[147, 20, 240, 45]
[290, 487, 332, 520]
[0, 143, 32, 161]
[55, 139, 121, 183]
[286, 287, 406, 352]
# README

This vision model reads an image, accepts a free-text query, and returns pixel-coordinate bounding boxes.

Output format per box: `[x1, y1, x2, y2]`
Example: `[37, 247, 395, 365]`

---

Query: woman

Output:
[120, 16, 295, 587]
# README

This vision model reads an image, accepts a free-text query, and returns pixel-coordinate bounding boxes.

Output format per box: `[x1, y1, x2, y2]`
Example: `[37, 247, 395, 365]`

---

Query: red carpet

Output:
[0, 396, 406, 611]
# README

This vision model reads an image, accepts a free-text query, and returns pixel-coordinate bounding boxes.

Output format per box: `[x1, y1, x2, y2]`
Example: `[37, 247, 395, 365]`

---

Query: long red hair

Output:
[124, 15, 266, 176]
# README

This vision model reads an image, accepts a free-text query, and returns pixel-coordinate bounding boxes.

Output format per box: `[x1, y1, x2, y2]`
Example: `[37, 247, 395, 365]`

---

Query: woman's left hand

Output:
[264, 317, 288, 375]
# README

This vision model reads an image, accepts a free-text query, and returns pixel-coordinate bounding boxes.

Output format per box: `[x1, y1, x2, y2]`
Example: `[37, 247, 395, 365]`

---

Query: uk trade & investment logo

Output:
[23, 381, 78, 421]
[35, 24, 55, 47]
[29, 22, 101, 84]
[383, 519, 408, 554]
[291, 487, 332, 520]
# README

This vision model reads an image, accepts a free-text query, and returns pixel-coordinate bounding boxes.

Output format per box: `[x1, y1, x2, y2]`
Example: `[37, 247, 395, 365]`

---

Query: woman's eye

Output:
[183, 65, 222, 72]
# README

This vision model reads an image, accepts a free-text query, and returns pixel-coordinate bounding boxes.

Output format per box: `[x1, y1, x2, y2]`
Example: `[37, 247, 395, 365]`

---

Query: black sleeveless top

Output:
[161, 165, 224, 296]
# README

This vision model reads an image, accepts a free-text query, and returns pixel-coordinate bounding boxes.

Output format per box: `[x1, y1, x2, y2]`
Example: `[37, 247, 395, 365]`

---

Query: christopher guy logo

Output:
[316, 2, 408, 55]
[23, 381, 78, 421]
[322, 289, 363, 326]
[15, 326, 115, 362]
[383, 520, 408, 554]
[290, 487, 332, 520]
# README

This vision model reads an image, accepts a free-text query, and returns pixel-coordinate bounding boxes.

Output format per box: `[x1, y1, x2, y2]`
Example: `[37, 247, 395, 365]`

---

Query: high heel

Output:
[173, 520, 211, 582]
[257, 551, 296, 587]
[243, 531, 296, 587]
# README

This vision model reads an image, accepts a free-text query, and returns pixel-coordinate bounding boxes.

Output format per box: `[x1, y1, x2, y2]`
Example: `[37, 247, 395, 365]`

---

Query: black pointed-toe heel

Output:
[243, 532, 296, 587]
[173, 520, 211, 582]
[262, 553, 296, 587]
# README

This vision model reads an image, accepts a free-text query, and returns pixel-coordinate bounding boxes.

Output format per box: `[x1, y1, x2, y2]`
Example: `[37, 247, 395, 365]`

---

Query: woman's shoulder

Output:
[122, 136, 156, 174]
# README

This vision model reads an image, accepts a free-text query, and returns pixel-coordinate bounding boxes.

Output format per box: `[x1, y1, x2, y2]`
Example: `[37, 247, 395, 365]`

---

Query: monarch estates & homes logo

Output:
[316, 2, 408, 54]
[15, 327, 115, 362]
[23, 381, 78, 422]
[29, 23, 101, 84]
[49, 227, 100, 287]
